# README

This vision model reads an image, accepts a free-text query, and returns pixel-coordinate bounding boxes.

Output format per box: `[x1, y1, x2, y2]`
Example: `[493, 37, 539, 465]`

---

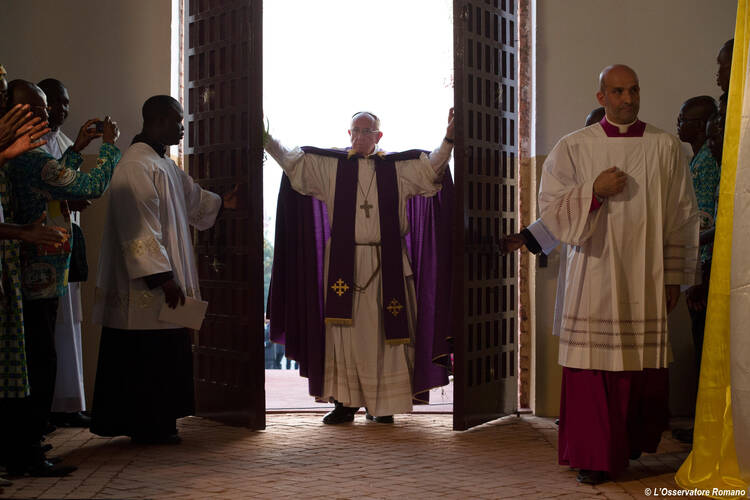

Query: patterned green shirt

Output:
[689, 142, 721, 263]
[4, 143, 121, 299]
[0, 169, 28, 397]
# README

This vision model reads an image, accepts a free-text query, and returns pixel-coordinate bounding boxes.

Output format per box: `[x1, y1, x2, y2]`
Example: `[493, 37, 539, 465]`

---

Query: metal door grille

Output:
[185, 0, 265, 429]
[453, 0, 518, 430]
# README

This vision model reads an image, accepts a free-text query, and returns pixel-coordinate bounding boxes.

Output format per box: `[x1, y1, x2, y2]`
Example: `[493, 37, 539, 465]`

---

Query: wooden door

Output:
[452, 0, 518, 430]
[185, 0, 265, 429]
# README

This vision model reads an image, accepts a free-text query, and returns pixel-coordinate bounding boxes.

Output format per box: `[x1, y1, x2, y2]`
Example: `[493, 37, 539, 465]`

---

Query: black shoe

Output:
[7, 460, 76, 478]
[131, 433, 182, 445]
[365, 412, 394, 424]
[576, 469, 609, 485]
[672, 427, 694, 444]
[40, 443, 53, 453]
[629, 450, 642, 460]
[322, 403, 358, 425]
[51, 411, 92, 428]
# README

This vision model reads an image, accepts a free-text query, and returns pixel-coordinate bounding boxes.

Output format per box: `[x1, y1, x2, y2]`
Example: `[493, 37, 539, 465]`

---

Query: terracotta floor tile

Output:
[0, 414, 697, 500]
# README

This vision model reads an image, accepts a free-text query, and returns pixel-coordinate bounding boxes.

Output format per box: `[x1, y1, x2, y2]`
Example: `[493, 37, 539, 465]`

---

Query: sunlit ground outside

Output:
[263, 0, 454, 412]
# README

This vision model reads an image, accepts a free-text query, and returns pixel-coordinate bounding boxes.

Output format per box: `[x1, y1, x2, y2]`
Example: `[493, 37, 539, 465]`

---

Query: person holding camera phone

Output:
[37, 79, 94, 430]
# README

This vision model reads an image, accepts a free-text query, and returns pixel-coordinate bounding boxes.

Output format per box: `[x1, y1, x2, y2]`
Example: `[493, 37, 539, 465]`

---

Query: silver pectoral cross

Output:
[360, 199, 373, 218]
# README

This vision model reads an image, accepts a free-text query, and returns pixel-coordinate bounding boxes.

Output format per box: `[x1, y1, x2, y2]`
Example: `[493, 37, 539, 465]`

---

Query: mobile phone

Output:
[95, 121, 104, 133]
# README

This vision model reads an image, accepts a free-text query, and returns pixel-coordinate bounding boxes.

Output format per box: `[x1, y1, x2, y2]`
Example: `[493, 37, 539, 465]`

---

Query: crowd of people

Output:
[0, 35, 732, 490]
[0, 66, 234, 482]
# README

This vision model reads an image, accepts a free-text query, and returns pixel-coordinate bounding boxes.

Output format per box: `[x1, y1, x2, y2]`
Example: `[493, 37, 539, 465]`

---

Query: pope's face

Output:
[348, 114, 382, 155]
[596, 67, 640, 125]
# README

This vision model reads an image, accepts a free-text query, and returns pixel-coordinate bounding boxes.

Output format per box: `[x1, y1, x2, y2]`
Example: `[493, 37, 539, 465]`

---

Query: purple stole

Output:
[598, 117, 646, 138]
[301, 147, 426, 345]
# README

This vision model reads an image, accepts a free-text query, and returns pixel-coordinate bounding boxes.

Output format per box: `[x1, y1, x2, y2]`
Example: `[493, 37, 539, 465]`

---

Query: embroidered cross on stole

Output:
[301, 147, 413, 344]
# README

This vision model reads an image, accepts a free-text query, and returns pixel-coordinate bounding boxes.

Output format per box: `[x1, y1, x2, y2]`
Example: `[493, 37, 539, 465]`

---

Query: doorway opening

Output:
[262, 0, 455, 412]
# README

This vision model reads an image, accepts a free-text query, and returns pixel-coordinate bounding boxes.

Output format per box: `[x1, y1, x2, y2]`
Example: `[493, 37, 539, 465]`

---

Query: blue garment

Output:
[689, 143, 720, 263]
[4, 143, 121, 299]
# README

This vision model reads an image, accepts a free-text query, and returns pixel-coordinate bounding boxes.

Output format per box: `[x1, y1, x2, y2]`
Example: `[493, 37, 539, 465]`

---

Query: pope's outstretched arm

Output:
[262, 119, 332, 201]
[428, 107, 455, 171]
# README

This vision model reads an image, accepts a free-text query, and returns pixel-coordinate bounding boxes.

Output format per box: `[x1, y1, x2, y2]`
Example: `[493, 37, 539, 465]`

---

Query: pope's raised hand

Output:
[446, 107, 455, 140]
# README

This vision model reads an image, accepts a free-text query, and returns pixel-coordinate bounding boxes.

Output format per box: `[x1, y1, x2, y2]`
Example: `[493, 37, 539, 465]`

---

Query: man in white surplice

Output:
[538, 65, 699, 484]
[91, 96, 235, 444]
[265, 110, 453, 424]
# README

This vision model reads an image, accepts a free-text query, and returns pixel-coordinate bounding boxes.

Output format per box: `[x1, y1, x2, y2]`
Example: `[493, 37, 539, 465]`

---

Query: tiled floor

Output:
[265, 369, 454, 412]
[1, 413, 693, 499]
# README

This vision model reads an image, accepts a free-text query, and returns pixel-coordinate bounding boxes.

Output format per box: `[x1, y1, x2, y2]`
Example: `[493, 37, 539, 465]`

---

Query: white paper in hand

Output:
[158, 296, 209, 330]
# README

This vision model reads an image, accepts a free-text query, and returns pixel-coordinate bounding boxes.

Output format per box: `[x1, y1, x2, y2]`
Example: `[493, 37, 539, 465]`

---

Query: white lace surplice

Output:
[93, 143, 221, 330]
[538, 124, 699, 372]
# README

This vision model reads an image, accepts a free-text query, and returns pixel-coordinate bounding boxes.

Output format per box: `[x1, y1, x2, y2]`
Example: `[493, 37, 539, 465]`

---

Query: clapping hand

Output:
[0, 103, 33, 151]
[0, 116, 51, 163]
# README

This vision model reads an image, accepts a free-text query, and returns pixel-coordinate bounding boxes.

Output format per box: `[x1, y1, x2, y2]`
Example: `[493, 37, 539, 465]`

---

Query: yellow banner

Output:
[675, 1, 750, 497]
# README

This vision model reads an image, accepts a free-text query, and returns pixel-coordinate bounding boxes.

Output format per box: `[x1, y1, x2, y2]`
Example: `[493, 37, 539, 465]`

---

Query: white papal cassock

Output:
[92, 143, 222, 330]
[538, 122, 699, 372]
[266, 136, 451, 416]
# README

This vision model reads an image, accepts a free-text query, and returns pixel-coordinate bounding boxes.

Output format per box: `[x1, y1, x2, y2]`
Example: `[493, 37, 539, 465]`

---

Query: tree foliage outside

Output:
[263, 237, 273, 312]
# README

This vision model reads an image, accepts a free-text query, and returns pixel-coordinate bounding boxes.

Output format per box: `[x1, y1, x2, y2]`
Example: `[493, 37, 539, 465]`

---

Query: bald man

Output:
[538, 65, 699, 484]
